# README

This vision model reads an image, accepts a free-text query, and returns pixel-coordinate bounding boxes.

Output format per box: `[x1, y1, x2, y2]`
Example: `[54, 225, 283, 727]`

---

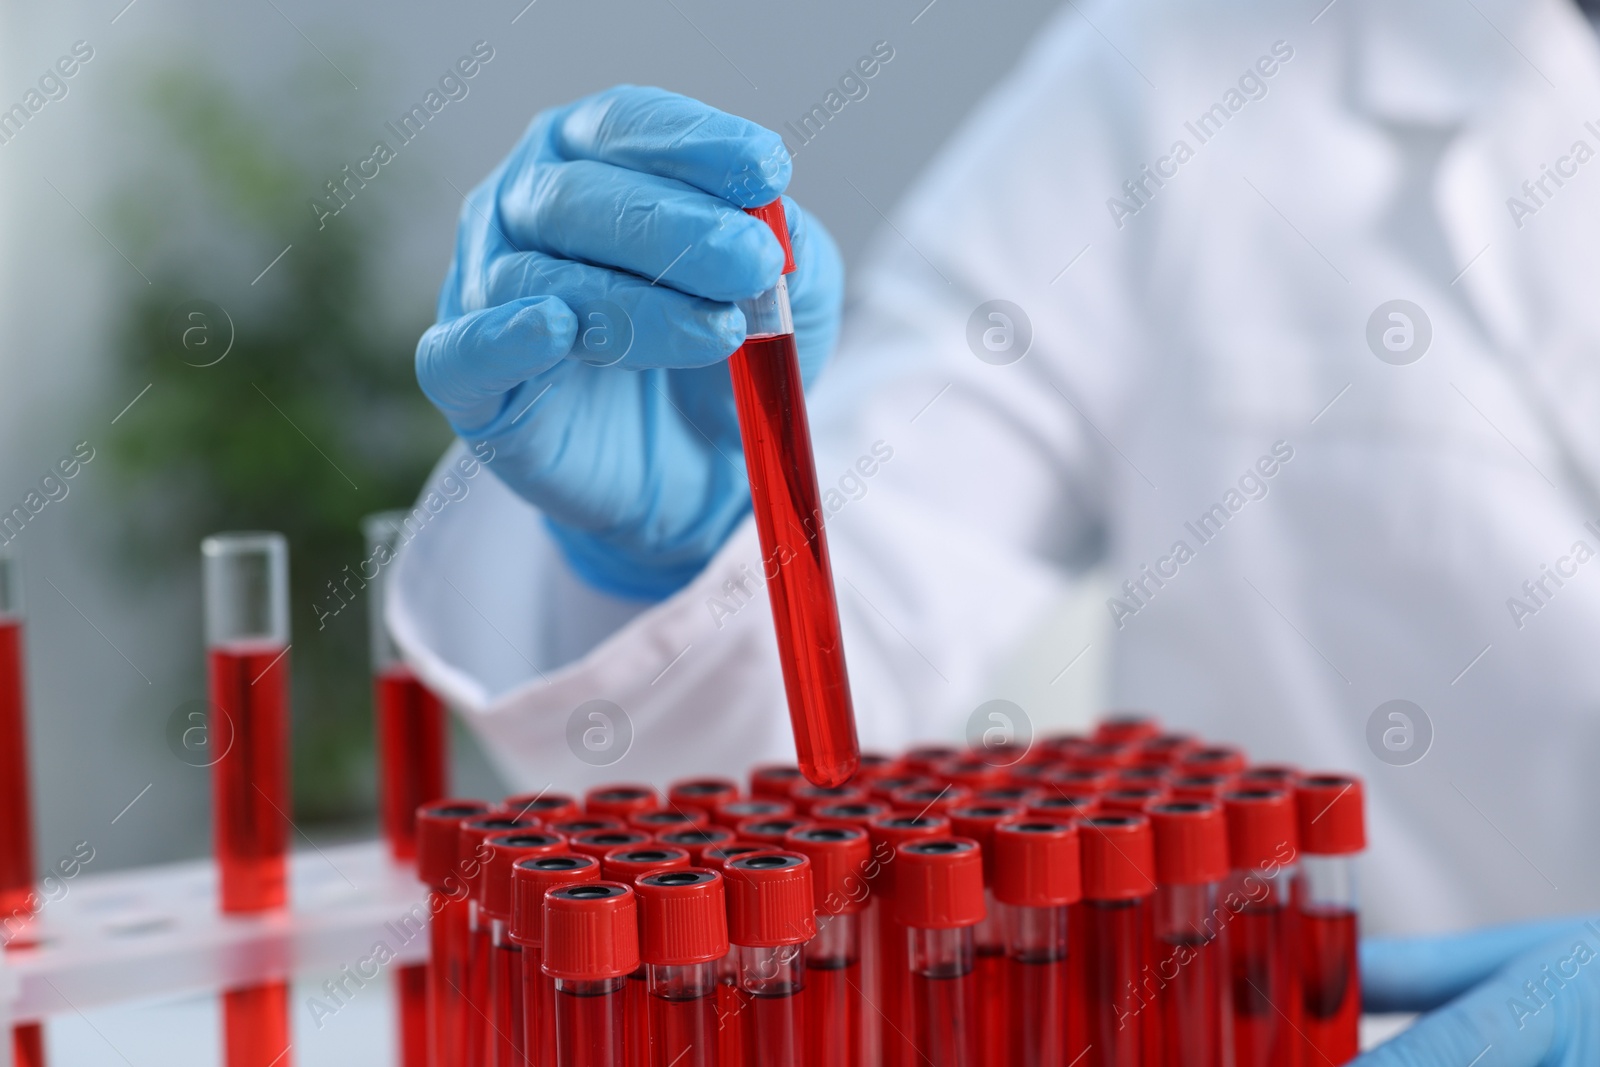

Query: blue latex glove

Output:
[1357, 916, 1600, 1065]
[416, 85, 844, 599]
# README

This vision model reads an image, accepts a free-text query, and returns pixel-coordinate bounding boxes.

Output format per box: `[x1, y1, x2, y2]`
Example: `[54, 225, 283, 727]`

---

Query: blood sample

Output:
[1091, 714, 1162, 747]
[630, 809, 710, 835]
[712, 798, 792, 831]
[993, 819, 1084, 1067]
[419, 800, 493, 1067]
[545, 882, 640, 1067]
[636, 868, 730, 1067]
[737, 817, 814, 847]
[0, 551, 44, 1067]
[889, 784, 972, 817]
[655, 826, 738, 866]
[728, 200, 860, 790]
[950, 805, 1027, 1067]
[723, 851, 817, 1067]
[895, 838, 986, 1067]
[1222, 788, 1301, 1067]
[1079, 815, 1159, 1067]
[572, 830, 652, 863]
[483, 832, 569, 1067]
[600, 848, 692, 1067]
[667, 778, 741, 819]
[1294, 775, 1365, 1067]
[749, 764, 805, 800]
[202, 532, 292, 1067]
[867, 813, 949, 1067]
[502, 791, 581, 823]
[1150, 802, 1230, 1067]
[790, 782, 869, 815]
[513, 854, 602, 1067]
[1176, 747, 1247, 778]
[461, 816, 540, 1067]
[786, 825, 872, 1067]
[586, 785, 661, 820]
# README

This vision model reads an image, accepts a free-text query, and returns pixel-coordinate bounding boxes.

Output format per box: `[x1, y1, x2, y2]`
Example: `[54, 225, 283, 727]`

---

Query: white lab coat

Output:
[391, 0, 1600, 934]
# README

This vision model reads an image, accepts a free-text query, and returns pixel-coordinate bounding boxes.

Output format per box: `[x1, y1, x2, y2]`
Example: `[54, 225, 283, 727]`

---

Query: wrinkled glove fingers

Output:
[415, 295, 577, 432]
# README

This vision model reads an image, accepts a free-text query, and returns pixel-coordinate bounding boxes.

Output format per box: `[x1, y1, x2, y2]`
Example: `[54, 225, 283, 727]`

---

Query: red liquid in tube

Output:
[1223, 789, 1302, 1067]
[545, 881, 639, 1067]
[397, 964, 428, 1067]
[896, 838, 986, 1067]
[1079, 816, 1159, 1067]
[1150, 802, 1231, 1067]
[209, 645, 290, 913]
[13, 1024, 44, 1067]
[729, 200, 859, 788]
[375, 665, 448, 863]
[0, 618, 34, 919]
[1295, 775, 1366, 1066]
[222, 984, 291, 1067]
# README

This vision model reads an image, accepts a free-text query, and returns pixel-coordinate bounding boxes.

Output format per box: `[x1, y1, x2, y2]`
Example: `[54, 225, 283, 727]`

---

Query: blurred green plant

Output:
[107, 64, 452, 824]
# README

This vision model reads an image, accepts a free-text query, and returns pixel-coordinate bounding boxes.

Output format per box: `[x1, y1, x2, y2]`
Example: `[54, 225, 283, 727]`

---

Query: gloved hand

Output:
[1357, 915, 1600, 1065]
[416, 85, 844, 599]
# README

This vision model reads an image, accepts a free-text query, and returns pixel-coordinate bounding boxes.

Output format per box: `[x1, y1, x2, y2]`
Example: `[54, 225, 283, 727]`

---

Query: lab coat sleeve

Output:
[386, 2, 1156, 792]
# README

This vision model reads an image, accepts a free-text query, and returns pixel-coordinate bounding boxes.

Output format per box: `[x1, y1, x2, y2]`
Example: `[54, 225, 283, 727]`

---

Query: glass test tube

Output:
[728, 200, 860, 788]
[1222, 789, 1301, 1067]
[868, 814, 950, 1067]
[896, 838, 986, 1067]
[483, 832, 569, 1067]
[1079, 815, 1159, 1067]
[513, 854, 603, 1067]
[635, 868, 730, 1067]
[545, 882, 639, 1067]
[993, 820, 1084, 1067]
[0, 550, 45, 1067]
[461, 816, 539, 1067]
[786, 825, 872, 1067]
[202, 532, 292, 1067]
[1295, 775, 1366, 1067]
[950, 804, 1026, 1067]
[600, 847, 692, 1067]
[418, 799, 493, 1067]
[1150, 802, 1230, 1067]
[724, 852, 817, 1067]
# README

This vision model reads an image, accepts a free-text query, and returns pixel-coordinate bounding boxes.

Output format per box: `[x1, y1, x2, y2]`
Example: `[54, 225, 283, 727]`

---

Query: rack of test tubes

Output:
[419, 719, 1366, 1067]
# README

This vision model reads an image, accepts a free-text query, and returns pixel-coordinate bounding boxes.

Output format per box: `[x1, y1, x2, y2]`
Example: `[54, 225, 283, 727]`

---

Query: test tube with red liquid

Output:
[868, 813, 949, 1067]
[202, 532, 293, 1067]
[635, 868, 730, 1067]
[1294, 775, 1365, 1067]
[586, 785, 661, 821]
[950, 804, 1027, 1067]
[666, 778, 742, 820]
[729, 199, 860, 788]
[723, 851, 817, 1067]
[502, 791, 581, 824]
[514, 854, 602, 1067]
[602, 847, 692, 1067]
[484, 832, 570, 1067]
[1079, 815, 1159, 1067]
[992, 819, 1084, 1067]
[364, 512, 448, 1067]
[462, 815, 540, 1065]
[0, 549, 45, 1067]
[544, 882, 640, 1067]
[1221, 789, 1301, 1067]
[786, 825, 871, 1067]
[895, 837, 986, 1067]
[417, 800, 493, 1067]
[1149, 802, 1229, 1067]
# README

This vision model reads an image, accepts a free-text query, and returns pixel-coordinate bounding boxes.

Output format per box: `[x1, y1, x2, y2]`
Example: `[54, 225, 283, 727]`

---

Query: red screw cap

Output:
[511, 854, 601, 948]
[1224, 788, 1300, 872]
[724, 852, 816, 947]
[459, 816, 539, 901]
[950, 804, 1027, 885]
[549, 817, 623, 837]
[571, 829, 652, 861]
[993, 819, 1082, 908]
[417, 800, 491, 891]
[868, 775, 940, 804]
[1068, 743, 1137, 772]
[854, 752, 906, 782]
[636, 868, 730, 966]
[602, 846, 691, 884]
[667, 778, 741, 815]
[936, 758, 1009, 790]
[744, 200, 795, 275]
[712, 798, 793, 830]
[1134, 733, 1198, 767]
[1026, 793, 1099, 820]
[584, 784, 660, 819]
[702, 845, 769, 872]
[498, 792, 580, 823]
[889, 784, 972, 816]
[1169, 774, 1236, 802]
[903, 745, 962, 775]
[1295, 774, 1366, 856]
[867, 813, 951, 891]
[1239, 765, 1299, 788]
[1113, 766, 1171, 789]
[1100, 786, 1172, 816]
[1092, 713, 1162, 746]
[812, 801, 891, 830]
[1080, 815, 1157, 902]
[630, 809, 710, 833]
[785, 825, 872, 915]
[482, 832, 568, 920]
[792, 783, 870, 816]
[1178, 746, 1247, 777]
[1150, 802, 1229, 887]
[655, 826, 738, 866]
[895, 838, 986, 929]
[749, 764, 805, 800]
[542, 882, 639, 981]
[1041, 766, 1112, 794]
[738, 817, 815, 846]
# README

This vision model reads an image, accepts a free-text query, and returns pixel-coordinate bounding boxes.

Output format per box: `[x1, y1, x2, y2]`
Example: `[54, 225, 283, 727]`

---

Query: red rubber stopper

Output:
[724, 852, 816, 947]
[792, 783, 870, 816]
[867, 813, 951, 891]
[667, 778, 741, 816]
[993, 819, 1082, 908]
[1295, 774, 1366, 856]
[739, 817, 815, 846]
[542, 882, 639, 981]
[811, 801, 891, 830]
[854, 752, 907, 782]
[889, 784, 972, 816]
[868, 775, 939, 804]
[601, 846, 691, 884]
[1042, 767, 1113, 794]
[1100, 786, 1172, 816]
[498, 792, 580, 823]
[936, 758, 1009, 790]
[630, 809, 710, 834]
[713, 798, 793, 830]
[511, 854, 601, 948]
[636, 867, 730, 966]
[975, 786, 1042, 807]
[895, 838, 987, 929]
[1134, 734, 1198, 767]
[655, 826, 738, 867]
[1224, 788, 1300, 872]
[583, 784, 660, 819]
[1240, 765, 1300, 788]
[744, 200, 795, 275]
[749, 764, 805, 800]
[1169, 774, 1236, 802]
[1026, 793, 1099, 821]
[459, 815, 539, 902]
[1092, 713, 1162, 746]
[417, 800, 491, 891]
[702, 845, 769, 872]
[785, 825, 872, 915]
[1150, 802, 1229, 887]
[950, 804, 1028, 886]
[482, 831, 568, 920]
[902, 746, 961, 774]
[1080, 815, 1157, 902]
[571, 829, 652, 862]
[1178, 746, 1248, 777]
[1114, 766, 1172, 789]
[1068, 743, 1137, 772]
